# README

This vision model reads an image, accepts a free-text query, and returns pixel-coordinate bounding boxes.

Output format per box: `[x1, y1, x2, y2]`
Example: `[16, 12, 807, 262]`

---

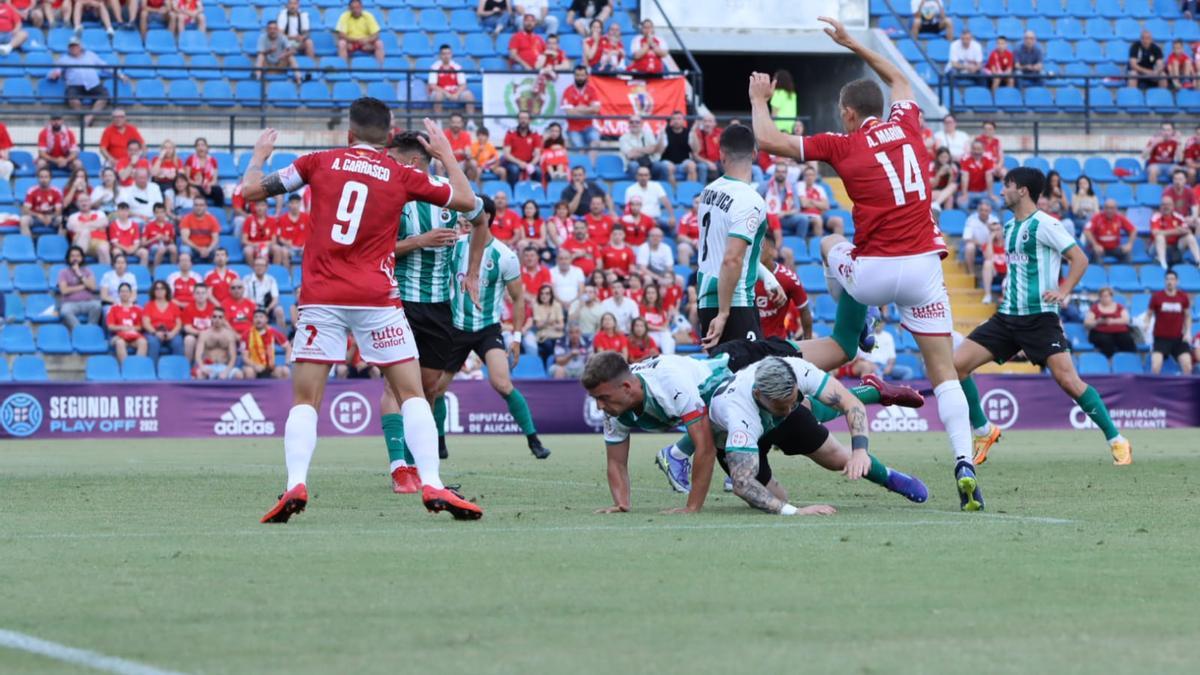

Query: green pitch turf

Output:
[2, 430, 1199, 674]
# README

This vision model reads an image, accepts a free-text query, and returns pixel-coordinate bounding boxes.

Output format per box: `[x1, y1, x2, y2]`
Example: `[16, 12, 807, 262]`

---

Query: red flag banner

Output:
[590, 76, 688, 137]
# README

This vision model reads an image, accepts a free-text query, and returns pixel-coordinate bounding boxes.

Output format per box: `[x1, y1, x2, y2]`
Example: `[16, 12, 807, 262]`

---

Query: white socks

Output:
[933, 380, 973, 463]
[284, 404, 318, 490]
[972, 425, 991, 437]
[402, 397, 444, 490]
[389, 459, 407, 473]
[668, 444, 688, 460]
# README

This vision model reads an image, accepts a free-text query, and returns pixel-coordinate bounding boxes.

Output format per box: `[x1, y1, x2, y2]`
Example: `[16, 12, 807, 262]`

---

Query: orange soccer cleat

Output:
[391, 466, 421, 494]
[261, 484, 308, 524]
[422, 485, 483, 520]
[972, 424, 1002, 465]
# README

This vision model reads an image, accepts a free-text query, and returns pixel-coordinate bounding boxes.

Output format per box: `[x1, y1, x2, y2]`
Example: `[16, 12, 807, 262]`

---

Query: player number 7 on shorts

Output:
[874, 145, 926, 207]
[332, 181, 369, 245]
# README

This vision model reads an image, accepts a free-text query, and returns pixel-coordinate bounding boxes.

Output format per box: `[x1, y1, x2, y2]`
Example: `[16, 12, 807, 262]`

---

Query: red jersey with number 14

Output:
[280, 145, 453, 307]
[754, 263, 809, 339]
[798, 100, 944, 259]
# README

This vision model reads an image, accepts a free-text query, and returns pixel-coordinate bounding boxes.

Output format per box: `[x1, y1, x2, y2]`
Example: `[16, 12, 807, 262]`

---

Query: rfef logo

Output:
[330, 391, 371, 434]
[981, 388, 1019, 429]
[214, 393, 275, 435]
[1, 393, 43, 437]
[870, 405, 928, 432]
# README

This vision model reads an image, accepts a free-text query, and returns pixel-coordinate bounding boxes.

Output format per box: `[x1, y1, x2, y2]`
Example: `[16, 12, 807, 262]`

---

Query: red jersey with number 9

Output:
[280, 145, 453, 307]
[797, 100, 944, 259]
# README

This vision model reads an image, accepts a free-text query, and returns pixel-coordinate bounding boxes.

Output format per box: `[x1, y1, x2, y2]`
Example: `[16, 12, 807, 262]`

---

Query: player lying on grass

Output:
[749, 16, 978, 511]
[956, 168, 1132, 472]
[709, 356, 928, 515]
[249, 98, 488, 523]
[654, 337, 924, 494]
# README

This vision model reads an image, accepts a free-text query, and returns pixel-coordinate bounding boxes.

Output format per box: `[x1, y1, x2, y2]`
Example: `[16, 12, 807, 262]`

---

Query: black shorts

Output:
[1153, 337, 1190, 358]
[404, 301, 454, 371]
[698, 307, 761, 347]
[445, 323, 505, 373]
[917, 20, 944, 34]
[709, 336, 801, 372]
[66, 84, 108, 102]
[967, 312, 1069, 367]
[715, 405, 830, 484]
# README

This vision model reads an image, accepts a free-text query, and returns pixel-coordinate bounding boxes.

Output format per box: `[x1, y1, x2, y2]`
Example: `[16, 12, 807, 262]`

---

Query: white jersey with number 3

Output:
[695, 176, 769, 310]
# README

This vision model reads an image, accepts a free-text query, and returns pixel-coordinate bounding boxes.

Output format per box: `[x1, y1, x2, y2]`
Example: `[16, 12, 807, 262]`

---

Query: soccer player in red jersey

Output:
[754, 237, 811, 341]
[244, 98, 485, 522]
[751, 16, 977, 508]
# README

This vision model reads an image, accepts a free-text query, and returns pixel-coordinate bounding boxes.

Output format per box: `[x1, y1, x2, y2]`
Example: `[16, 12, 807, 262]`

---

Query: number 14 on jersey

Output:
[874, 145, 926, 207]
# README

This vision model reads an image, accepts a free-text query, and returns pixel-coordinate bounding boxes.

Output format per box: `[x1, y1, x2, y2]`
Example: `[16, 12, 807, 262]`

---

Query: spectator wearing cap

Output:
[619, 115, 667, 181]
[515, 0, 557, 35]
[428, 43, 476, 117]
[1128, 29, 1166, 90]
[335, 0, 384, 67]
[1014, 31, 1043, 85]
[98, 109, 144, 166]
[36, 113, 82, 173]
[508, 11, 545, 69]
[566, 0, 610, 36]
[47, 36, 130, 126]
[0, 0, 29, 56]
[277, 0, 315, 58]
[257, 20, 303, 84]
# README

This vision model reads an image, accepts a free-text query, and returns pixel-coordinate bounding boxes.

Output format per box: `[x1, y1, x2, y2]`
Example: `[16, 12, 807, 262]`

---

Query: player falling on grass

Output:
[957, 168, 1132, 470]
[708, 356, 928, 516]
[654, 336, 925, 494]
[749, 16, 980, 511]
[248, 97, 489, 522]
[380, 130, 489, 494]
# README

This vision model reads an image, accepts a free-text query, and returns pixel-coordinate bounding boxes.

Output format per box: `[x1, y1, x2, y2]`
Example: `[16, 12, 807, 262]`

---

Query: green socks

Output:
[503, 389, 537, 435]
[1075, 386, 1119, 441]
[849, 384, 881, 406]
[382, 413, 414, 466]
[830, 293, 869, 362]
[865, 454, 890, 487]
[809, 385, 880, 424]
[433, 395, 448, 440]
[960, 376, 990, 431]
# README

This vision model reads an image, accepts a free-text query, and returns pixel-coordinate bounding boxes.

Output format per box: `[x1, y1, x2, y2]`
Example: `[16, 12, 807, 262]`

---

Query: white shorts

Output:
[291, 305, 419, 367]
[827, 242, 953, 336]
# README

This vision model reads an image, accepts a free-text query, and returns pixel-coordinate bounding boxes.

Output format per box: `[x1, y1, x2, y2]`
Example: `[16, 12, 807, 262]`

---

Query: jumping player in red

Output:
[750, 16, 979, 510]
[247, 98, 487, 522]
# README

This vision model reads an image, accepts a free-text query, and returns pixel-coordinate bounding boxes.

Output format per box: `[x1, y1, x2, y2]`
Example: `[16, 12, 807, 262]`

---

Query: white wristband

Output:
[512, 332, 523, 344]
[779, 503, 798, 516]
[464, 196, 484, 221]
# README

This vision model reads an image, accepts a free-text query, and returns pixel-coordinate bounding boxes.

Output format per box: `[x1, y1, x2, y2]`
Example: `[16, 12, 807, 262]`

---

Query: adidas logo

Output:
[214, 393, 276, 436]
[870, 405, 929, 433]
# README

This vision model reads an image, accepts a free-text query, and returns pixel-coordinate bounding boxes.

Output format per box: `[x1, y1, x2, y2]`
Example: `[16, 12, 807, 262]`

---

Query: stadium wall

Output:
[2, 376, 1198, 440]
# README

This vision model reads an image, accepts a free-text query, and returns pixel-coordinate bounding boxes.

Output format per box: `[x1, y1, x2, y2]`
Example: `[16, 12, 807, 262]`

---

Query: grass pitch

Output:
[2, 430, 1199, 674]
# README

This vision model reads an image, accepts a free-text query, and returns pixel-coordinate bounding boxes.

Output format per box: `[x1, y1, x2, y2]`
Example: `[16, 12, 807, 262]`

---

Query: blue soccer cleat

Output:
[955, 460, 984, 511]
[885, 470, 929, 503]
[859, 306, 880, 352]
[655, 446, 691, 494]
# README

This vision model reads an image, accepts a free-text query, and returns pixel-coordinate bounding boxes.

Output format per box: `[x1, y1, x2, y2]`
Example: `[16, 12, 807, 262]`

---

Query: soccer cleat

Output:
[261, 484, 308, 523]
[422, 485, 483, 520]
[955, 461, 984, 511]
[655, 446, 691, 493]
[438, 436, 449, 460]
[884, 470, 929, 503]
[528, 434, 551, 460]
[723, 475, 734, 492]
[391, 466, 421, 494]
[858, 308, 880, 352]
[1110, 437, 1133, 466]
[861, 373, 925, 408]
[972, 424, 1002, 465]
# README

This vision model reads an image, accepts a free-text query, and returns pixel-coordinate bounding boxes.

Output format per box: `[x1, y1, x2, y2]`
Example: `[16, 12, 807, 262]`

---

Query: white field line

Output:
[0, 629, 188, 675]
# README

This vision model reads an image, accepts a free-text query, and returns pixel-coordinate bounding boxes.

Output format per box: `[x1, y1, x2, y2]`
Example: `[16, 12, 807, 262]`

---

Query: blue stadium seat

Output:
[1057, 17, 1084, 40]
[1024, 87, 1054, 113]
[72, 325, 109, 354]
[2, 234, 36, 262]
[1077, 352, 1111, 375]
[25, 294, 58, 324]
[1115, 87, 1147, 113]
[267, 81, 301, 108]
[1145, 18, 1172, 43]
[511, 356, 545, 379]
[157, 355, 192, 380]
[1056, 87, 1085, 113]
[2, 324, 36, 353]
[961, 86, 993, 111]
[146, 30, 176, 55]
[1130, 237, 1153, 264]
[230, 6, 259, 30]
[925, 38, 950, 62]
[204, 6, 230, 30]
[431, 31, 464, 52]
[13, 264, 47, 292]
[36, 323, 72, 354]
[299, 80, 333, 108]
[366, 81, 398, 105]
[1177, 88, 1200, 114]
[939, 209, 967, 237]
[482, 180, 512, 200]
[1111, 352, 1143, 374]
[993, 86, 1022, 110]
[1083, 157, 1116, 183]
[2, 78, 34, 103]
[1108, 265, 1141, 292]
[0, 358, 9, 382]
[12, 355, 49, 382]
[1076, 40, 1106, 65]
[235, 79, 265, 106]
[405, 32, 434, 57]
[966, 16, 996, 41]
[1063, 322, 1090, 351]
[1128, 0, 1155, 18]
[1104, 182, 1134, 208]
[331, 81, 362, 105]
[595, 155, 626, 180]
[1076, 266, 1108, 292]
[121, 356, 157, 381]
[113, 30, 143, 54]
[1140, 266, 1166, 289]
[1046, 39, 1074, 64]
[208, 30, 241, 57]
[1094, 0, 1122, 18]
[1053, 157, 1082, 183]
[1023, 156, 1051, 174]
[3, 292, 23, 322]
[675, 181, 704, 205]
[0, 266, 11, 292]
[167, 79, 203, 104]
[86, 355, 121, 382]
[1175, 21, 1200, 42]
[813, 295, 837, 322]
[204, 80, 234, 107]
[1085, 86, 1115, 114]
[1135, 183, 1163, 207]
[418, 10, 450, 31]
[894, 354, 924, 379]
[1175, 266, 1200, 292]
[995, 17, 1023, 38]
[136, 79, 166, 106]
[311, 31, 337, 57]
[387, 8, 417, 30]
[179, 31, 210, 55]
[464, 32, 495, 58]
[189, 54, 222, 81]
[1146, 89, 1175, 114]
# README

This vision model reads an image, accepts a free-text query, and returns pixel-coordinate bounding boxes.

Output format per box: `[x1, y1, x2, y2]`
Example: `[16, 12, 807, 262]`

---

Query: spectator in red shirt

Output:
[562, 219, 598, 275]
[626, 317, 660, 363]
[108, 201, 149, 265]
[0, 120, 13, 181]
[1145, 121, 1182, 184]
[619, 196, 653, 246]
[517, 199, 548, 253]
[142, 280, 185, 358]
[167, 251, 202, 308]
[241, 308, 291, 379]
[203, 247, 237, 303]
[241, 199, 281, 264]
[540, 122, 570, 181]
[592, 312, 628, 360]
[36, 113, 82, 173]
[1149, 270, 1193, 374]
[638, 282, 675, 353]
[976, 120, 1006, 178]
[1182, 124, 1200, 183]
[428, 44, 476, 116]
[1166, 39, 1195, 90]
[985, 36, 1015, 91]
[629, 19, 671, 74]
[1165, 168, 1197, 224]
[583, 194, 614, 243]
[184, 137, 224, 207]
[0, 1, 29, 56]
[115, 139, 150, 187]
[180, 196, 221, 262]
[151, 139, 183, 192]
[675, 194, 699, 266]
[519, 245, 551, 298]
[490, 190, 522, 245]
[441, 112, 474, 173]
[561, 65, 601, 160]
[1151, 196, 1200, 270]
[795, 166, 830, 237]
[222, 279, 258, 335]
[143, 203, 178, 267]
[600, 225, 636, 276]
[181, 282, 215, 360]
[98, 109, 143, 165]
[107, 282, 148, 365]
[508, 12, 545, 69]
[1084, 199, 1136, 263]
[19, 166, 64, 236]
[1085, 287, 1138, 359]
[689, 112, 722, 179]
[957, 139, 995, 210]
[502, 110, 543, 187]
[277, 192, 309, 265]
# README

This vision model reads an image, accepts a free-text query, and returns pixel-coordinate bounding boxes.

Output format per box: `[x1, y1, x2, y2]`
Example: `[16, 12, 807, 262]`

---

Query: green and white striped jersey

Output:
[696, 175, 768, 309]
[999, 209, 1078, 316]
[602, 354, 733, 444]
[396, 174, 458, 304]
[448, 235, 520, 332]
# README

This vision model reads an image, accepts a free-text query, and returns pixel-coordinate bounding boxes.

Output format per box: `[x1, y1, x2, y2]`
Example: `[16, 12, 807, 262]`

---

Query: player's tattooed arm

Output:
[726, 452, 787, 514]
[846, 406, 868, 439]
